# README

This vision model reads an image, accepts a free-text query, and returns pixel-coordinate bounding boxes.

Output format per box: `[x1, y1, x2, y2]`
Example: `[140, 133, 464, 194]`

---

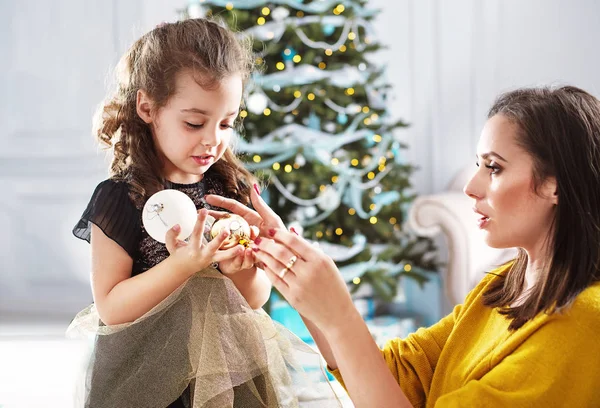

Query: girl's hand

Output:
[164, 208, 236, 277]
[205, 184, 285, 237]
[252, 229, 356, 332]
[217, 246, 256, 275]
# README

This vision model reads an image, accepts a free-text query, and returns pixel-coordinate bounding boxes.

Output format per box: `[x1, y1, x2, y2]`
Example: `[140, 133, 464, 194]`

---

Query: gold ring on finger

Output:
[285, 255, 298, 270]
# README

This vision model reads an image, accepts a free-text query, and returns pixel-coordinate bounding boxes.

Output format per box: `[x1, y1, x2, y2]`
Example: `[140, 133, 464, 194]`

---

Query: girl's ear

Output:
[136, 89, 153, 124]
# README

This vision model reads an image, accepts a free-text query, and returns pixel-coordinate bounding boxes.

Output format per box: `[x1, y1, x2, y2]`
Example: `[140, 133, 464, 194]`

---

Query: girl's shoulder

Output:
[73, 178, 142, 257]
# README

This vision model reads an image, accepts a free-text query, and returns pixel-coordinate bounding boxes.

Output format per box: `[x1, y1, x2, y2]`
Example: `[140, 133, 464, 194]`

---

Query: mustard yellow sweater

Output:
[330, 263, 600, 407]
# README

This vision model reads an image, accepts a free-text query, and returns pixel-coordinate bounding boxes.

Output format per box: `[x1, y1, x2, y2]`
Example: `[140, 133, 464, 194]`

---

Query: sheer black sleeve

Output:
[73, 179, 141, 259]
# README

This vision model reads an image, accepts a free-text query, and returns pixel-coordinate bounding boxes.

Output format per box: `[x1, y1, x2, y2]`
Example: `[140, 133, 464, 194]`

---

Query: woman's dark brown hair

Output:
[483, 85, 600, 330]
[93, 18, 256, 207]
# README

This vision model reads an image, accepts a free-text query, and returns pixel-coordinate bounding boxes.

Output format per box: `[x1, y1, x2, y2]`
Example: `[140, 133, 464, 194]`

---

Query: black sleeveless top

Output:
[73, 174, 226, 276]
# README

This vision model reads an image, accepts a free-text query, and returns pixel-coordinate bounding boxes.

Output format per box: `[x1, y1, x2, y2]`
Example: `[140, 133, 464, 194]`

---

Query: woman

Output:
[206, 86, 600, 407]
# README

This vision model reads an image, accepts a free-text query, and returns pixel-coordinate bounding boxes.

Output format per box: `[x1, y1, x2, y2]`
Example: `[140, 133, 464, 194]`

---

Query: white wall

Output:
[371, 0, 600, 194]
[2, 0, 599, 317]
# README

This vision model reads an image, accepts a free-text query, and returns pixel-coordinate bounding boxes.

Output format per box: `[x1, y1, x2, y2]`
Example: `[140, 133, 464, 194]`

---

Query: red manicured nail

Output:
[252, 246, 260, 252]
[253, 183, 261, 195]
[290, 227, 298, 235]
[254, 236, 262, 245]
[268, 228, 276, 237]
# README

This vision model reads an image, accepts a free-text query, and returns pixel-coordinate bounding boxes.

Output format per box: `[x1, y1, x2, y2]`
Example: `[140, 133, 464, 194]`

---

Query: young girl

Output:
[213, 85, 600, 407]
[69, 18, 335, 408]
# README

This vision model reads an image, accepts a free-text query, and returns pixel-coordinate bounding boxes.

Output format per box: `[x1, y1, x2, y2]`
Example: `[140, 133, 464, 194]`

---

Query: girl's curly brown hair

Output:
[93, 18, 256, 208]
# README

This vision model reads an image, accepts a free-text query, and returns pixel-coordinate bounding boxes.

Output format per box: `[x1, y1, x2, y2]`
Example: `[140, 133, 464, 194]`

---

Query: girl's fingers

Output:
[204, 229, 230, 254]
[250, 226, 260, 240]
[241, 247, 255, 270]
[165, 224, 183, 254]
[189, 209, 208, 248]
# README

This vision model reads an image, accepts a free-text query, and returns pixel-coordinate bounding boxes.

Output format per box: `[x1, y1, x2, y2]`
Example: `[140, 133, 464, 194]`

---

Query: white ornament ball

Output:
[304, 206, 317, 218]
[271, 6, 290, 21]
[295, 153, 306, 166]
[348, 103, 361, 113]
[317, 186, 341, 211]
[187, 3, 203, 19]
[142, 189, 198, 244]
[284, 115, 294, 124]
[324, 122, 336, 133]
[246, 93, 269, 115]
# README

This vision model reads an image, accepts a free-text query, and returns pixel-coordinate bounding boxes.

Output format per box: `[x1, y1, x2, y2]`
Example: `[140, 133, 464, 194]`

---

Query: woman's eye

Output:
[220, 124, 234, 129]
[485, 164, 501, 174]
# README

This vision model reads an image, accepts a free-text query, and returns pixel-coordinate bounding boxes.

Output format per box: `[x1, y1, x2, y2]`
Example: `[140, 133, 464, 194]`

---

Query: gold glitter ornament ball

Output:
[210, 214, 252, 249]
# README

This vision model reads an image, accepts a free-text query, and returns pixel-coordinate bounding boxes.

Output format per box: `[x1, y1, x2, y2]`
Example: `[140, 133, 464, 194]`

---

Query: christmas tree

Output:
[181, 0, 438, 303]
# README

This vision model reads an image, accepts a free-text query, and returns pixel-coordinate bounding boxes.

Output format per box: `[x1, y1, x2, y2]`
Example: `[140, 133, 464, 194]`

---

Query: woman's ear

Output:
[136, 89, 153, 124]
[543, 177, 558, 205]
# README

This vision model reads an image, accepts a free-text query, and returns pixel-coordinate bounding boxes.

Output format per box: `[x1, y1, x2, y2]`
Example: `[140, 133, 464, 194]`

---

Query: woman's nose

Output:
[463, 171, 482, 199]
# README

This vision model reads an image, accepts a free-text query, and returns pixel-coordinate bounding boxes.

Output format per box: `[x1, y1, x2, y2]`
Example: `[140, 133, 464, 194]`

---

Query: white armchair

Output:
[408, 166, 517, 306]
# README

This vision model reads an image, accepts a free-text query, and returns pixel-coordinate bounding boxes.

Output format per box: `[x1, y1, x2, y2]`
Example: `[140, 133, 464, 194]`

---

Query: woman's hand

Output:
[164, 208, 236, 277]
[252, 229, 356, 332]
[205, 184, 285, 237]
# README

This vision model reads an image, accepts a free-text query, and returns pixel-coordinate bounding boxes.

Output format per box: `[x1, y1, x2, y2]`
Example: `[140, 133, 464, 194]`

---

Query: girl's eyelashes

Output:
[184, 122, 234, 130]
[185, 122, 203, 129]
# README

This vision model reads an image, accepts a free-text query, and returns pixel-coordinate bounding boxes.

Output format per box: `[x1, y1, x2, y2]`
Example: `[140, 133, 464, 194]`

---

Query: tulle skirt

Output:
[67, 267, 341, 408]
